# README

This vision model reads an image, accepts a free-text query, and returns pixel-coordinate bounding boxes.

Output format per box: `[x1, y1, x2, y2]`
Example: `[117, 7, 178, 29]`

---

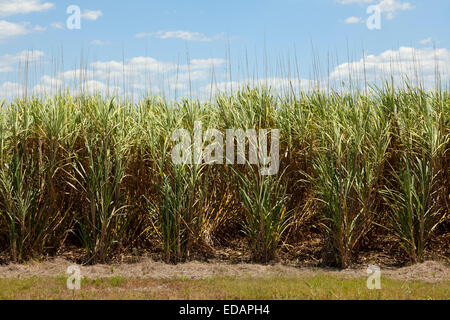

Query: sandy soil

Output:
[0, 258, 448, 283]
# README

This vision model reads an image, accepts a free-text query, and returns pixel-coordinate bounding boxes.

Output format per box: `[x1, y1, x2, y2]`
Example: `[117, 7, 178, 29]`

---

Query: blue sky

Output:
[1, 0, 449, 99]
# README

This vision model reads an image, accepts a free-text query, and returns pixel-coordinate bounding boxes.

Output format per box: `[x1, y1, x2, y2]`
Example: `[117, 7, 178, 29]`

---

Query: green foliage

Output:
[381, 90, 448, 263]
[234, 164, 291, 262]
[0, 86, 447, 267]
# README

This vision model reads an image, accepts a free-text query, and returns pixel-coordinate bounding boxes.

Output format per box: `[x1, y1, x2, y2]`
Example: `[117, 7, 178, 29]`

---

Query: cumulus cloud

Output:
[0, 50, 44, 72]
[89, 57, 226, 78]
[0, 81, 27, 98]
[377, 0, 414, 20]
[337, 0, 414, 20]
[90, 40, 112, 46]
[31, 78, 121, 97]
[50, 21, 64, 29]
[0, 0, 54, 17]
[335, 0, 374, 3]
[22, 55, 227, 99]
[5, 47, 449, 100]
[135, 30, 225, 42]
[81, 10, 102, 21]
[90, 57, 178, 76]
[189, 59, 227, 70]
[197, 47, 450, 97]
[420, 37, 434, 45]
[345, 16, 363, 24]
[200, 77, 319, 98]
[329, 47, 450, 88]
[0, 20, 45, 40]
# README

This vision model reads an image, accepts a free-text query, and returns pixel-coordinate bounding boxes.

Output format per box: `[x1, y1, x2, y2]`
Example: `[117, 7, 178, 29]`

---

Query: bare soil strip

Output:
[0, 258, 448, 283]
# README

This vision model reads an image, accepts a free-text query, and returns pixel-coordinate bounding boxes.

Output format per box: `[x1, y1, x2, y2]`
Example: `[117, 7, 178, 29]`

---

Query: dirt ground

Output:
[0, 257, 448, 283]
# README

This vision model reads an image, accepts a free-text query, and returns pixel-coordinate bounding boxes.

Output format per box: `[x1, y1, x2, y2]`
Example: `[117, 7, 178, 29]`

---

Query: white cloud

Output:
[329, 47, 450, 88]
[0, 50, 44, 74]
[0, 20, 45, 40]
[200, 77, 319, 98]
[171, 70, 210, 83]
[0, 0, 54, 17]
[189, 58, 227, 70]
[336, 0, 373, 4]
[31, 74, 62, 94]
[8, 46, 448, 101]
[24, 55, 226, 99]
[50, 21, 64, 29]
[0, 50, 44, 72]
[81, 10, 102, 21]
[420, 37, 433, 45]
[336, 0, 414, 20]
[89, 57, 226, 77]
[90, 40, 112, 46]
[31, 78, 121, 97]
[81, 80, 120, 95]
[0, 81, 26, 98]
[377, 0, 414, 20]
[136, 30, 225, 42]
[91, 57, 177, 75]
[345, 16, 363, 24]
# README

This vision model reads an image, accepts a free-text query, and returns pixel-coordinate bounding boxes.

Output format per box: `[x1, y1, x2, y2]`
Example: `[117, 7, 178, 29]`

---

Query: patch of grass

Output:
[0, 275, 447, 300]
[108, 276, 126, 287]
